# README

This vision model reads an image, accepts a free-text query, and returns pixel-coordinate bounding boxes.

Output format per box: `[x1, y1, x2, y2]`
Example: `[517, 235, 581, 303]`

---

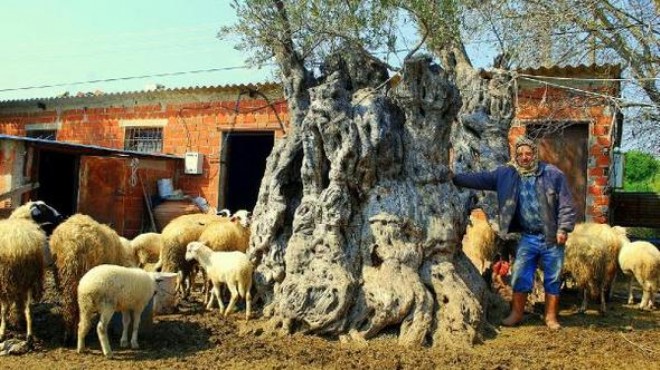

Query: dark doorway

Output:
[36, 150, 78, 217]
[222, 132, 275, 212]
[528, 122, 589, 222]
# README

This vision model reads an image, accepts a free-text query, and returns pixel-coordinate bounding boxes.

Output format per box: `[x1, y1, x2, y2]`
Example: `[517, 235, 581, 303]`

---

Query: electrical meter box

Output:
[184, 152, 204, 174]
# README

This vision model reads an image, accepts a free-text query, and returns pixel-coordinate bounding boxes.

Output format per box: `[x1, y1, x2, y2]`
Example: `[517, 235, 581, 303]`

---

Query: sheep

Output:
[196, 210, 251, 303]
[156, 213, 228, 298]
[184, 241, 253, 320]
[613, 227, 660, 310]
[564, 223, 624, 314]
[0, 218, 46, 343]
[198, 209, 251, 253]
[49, 213, 136, 345]
[462, 212, 497, 274]
[129, 232, 164, 268]
[8, 200, 65, 236]
[76, 264, 159, 358]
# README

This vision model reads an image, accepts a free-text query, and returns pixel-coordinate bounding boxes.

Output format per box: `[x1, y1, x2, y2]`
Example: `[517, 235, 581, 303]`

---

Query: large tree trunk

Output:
[249, 54, 513, 347]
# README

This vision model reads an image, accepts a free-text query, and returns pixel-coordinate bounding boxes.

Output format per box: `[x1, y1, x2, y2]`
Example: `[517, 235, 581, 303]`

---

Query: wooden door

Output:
[529, 123, 588, 222]
[77, 156, 126, 233]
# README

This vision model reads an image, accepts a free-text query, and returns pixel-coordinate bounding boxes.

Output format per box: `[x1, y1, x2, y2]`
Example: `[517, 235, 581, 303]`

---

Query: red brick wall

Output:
[513, 85, 617, 223]
[0, 90, 289, 212]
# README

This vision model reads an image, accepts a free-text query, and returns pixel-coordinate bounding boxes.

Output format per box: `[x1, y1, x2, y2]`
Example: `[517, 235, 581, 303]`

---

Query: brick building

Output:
[0, 65, 621, 236]
[0, 83, 288, 237]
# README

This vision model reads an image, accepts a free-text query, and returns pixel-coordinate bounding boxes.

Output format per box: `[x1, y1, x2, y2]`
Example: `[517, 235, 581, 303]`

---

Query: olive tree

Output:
[222, 0, 513, 347]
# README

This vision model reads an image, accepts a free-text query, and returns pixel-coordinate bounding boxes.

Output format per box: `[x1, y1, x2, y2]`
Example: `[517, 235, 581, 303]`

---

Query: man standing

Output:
[452, 136, 576, 330]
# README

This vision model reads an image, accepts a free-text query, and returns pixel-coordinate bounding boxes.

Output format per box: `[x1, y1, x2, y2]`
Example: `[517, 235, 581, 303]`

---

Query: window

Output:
[26, 129, 57, 140]
[124, 127, 163, 153]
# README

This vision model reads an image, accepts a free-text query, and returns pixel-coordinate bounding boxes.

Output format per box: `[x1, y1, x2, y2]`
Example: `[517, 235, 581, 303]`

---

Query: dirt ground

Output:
[1, 271, 658, 370]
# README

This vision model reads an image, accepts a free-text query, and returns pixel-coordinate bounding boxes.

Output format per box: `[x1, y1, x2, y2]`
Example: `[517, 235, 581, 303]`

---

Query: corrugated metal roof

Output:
[0, 82, 282, 104]
[517, 63, 621, 78]
[0, 134, 184, 160]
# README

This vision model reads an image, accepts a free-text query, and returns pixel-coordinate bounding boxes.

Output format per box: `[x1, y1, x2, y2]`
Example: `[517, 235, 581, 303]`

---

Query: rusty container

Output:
[153, 199, 200, 231]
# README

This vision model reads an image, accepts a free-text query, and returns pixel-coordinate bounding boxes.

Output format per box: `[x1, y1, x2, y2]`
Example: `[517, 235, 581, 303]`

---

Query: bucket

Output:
[152, 272, 179, 315]
[157, 178, 174, 198]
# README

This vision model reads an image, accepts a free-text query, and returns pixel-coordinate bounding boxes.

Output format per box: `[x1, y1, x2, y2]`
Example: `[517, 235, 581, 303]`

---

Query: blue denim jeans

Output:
[511, 233, 565, 295]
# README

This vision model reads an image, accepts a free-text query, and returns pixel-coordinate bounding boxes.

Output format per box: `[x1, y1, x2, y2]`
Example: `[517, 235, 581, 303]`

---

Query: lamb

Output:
[49, 213, 137, 344]
[156, 213, 228, 298]
[129, 232, 164, 268]
[0, 217, 46, 343]
[613, 227, 660, 310]
[184, 241, 253, 320]
[564, 223, 624, 314]
[197, 210, 251, 303]
[76, 264, 159, 358]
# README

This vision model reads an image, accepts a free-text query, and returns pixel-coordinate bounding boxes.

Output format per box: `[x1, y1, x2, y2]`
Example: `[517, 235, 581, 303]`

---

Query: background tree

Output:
[463, 0, 659, 153]
[222, 0, 513, 347]
[623, 150, 660, 191]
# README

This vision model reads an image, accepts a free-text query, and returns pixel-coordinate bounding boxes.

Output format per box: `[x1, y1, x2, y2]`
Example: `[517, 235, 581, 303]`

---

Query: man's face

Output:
[515, 145, 535, 169]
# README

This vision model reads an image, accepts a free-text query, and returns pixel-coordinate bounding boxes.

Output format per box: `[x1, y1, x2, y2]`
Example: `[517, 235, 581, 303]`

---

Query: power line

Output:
[0, 65, 274, 93]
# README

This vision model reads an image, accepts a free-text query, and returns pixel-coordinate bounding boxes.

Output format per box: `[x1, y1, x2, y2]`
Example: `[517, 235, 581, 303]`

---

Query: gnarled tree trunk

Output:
[248, 54, 513, 347]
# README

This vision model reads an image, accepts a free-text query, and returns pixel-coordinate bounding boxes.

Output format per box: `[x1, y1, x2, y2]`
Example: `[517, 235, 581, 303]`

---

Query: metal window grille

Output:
[124, 127, 163, 153]
[26, 130, 57, 140]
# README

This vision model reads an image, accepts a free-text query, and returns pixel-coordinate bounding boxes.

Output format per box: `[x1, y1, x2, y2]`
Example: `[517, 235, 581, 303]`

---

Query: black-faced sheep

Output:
[49, 214, 136, 345]
[0, 218, 46, 343]
[185, 242, 253, 320]
[564, 223, 623, 314]
[157, 213, 227, 298]
[613, 227, 660, 310]
[8, 200, 66, 236]
[77, 264, 159, 358]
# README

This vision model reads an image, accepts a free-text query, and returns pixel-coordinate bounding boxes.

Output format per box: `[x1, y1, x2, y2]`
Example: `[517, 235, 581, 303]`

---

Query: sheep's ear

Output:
[230, 216, 238, 223]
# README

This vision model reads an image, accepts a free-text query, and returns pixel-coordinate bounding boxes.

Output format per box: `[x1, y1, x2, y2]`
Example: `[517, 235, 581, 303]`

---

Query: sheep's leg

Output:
[24, 290, 34, 343]
[579, 289, 588, 313]
[599, 286, 607, 314]
[97, 307, 115, 358]
[208, 283, 224, 312]
[129, 309, 141, 349]
[120, 311, 131, 348]
[224, 283, 239, 317]
[0, 301, 7, 341]
[77, 312, 92, 354]
[627, 276, 635, 305]
[245, 289, 252, 321]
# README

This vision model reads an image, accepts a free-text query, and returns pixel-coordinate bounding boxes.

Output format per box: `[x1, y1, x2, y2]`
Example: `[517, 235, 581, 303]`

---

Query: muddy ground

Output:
[1, 271, 658, 370]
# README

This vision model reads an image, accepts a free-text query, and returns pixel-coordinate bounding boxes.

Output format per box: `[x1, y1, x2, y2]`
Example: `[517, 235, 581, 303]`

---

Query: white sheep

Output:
[184, 241, 253, 320]
[49, 213, 137, 344]
[196, 210, 251, 303]
[613, 227, 660, 310]
[156, 213, 228, 298]
[0, 217, 46, 343]
[564, 223, 624, 314]
[76, 264, 159, 358]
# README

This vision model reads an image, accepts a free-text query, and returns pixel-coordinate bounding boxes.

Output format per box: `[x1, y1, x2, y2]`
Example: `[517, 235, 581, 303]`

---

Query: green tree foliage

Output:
[623, 150, 660, 191]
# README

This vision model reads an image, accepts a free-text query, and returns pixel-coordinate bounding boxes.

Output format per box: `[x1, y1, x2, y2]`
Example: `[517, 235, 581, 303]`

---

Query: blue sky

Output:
[0, 0, 275, 101]
[0, 1, 502, 102]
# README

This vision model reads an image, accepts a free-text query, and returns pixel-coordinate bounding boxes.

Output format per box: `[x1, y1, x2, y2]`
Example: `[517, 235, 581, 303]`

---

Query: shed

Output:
[0, 134, 183, 237]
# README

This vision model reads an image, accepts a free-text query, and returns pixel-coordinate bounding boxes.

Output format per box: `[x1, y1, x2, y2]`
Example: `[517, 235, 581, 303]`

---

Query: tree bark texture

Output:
[248, 55, 514, 347]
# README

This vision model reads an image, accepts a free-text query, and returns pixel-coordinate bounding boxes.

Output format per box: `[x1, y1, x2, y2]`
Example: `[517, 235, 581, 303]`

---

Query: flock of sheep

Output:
[1, 199, 659, 358]
[466, 215, 660, 313]
[0, 201, 253, 358]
